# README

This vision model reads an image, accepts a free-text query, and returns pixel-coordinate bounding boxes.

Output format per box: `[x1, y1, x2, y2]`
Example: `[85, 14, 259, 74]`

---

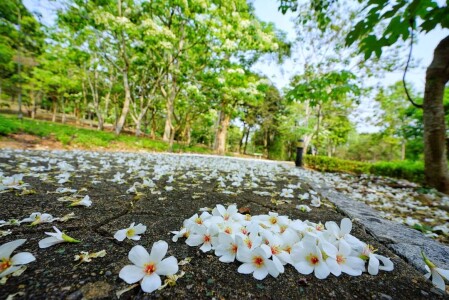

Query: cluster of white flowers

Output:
[172, 204, 394, 280]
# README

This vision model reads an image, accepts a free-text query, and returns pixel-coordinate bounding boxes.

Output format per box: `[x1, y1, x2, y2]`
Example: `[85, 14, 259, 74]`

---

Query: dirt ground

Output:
[0, 149, 446, 299]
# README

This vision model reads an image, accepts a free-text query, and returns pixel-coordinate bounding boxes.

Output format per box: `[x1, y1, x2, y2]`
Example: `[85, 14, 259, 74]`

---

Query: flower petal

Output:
[141, 273, 162, 293]
[314, 262, 330, 279]
[431, 269, 446, 291]
[0, 239, 26, 258]
[148, 240, 168, 263]
[375, 254, 394, 272]
[368, 255, 379, 275]
[114, 229, 127, 241]
[39, 237, 63, 249]
[238, 263, 255, 274]
[156, 256, 178, 275]
[253, 267, 269, 280]
[294, 261, 314, 275]
[129, 245, 150, 267]
[119, 265, 145, 284]
[11, 252, 36, 265]
[0, 265, 21, 278]
[340, 218, 352, 235]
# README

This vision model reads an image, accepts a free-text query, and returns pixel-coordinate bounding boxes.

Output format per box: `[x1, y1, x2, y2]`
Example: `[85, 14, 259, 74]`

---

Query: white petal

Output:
[156, 256, 178, 275]
[326, 258, 341, 276]
[119, 265, 145, 284]
[0, 239, 26, 258]
[314, 262, 330, 279]
[340, 218, 352, 235]
[375, 254, 394, 272]
[437, 268, 449, 281]
[0, 265, 21, 278]
[148, 240, 168, 263]
[11, 252, 36, 265]
[114, 229, 127, 241]
[200, 243, 212, 252]
[431, 269, 446, 291]
[368, 255, 379, 275]
[134, 224, 147, 234]
[39, 237, 63, 249]
[341, 264, 362, 276]
[266, 259, 281, 277]
[141, 273, 162, 293]
[238, 263, 255, 274]
[272, 256, 284, 273]
[321, 241, 337, 258]
[130, 235, 141, 241]
[186, 235, 204, 247]
[129, 245, 150, 267]
[253, 267, 269, 280]
[294, 261, 314, 275]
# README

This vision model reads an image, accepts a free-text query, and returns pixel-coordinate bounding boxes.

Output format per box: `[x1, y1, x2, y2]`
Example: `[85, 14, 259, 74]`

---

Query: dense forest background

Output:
[1, 0, 448, 163]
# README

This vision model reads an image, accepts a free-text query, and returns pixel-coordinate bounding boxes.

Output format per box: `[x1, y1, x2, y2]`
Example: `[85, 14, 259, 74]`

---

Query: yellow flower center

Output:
[126, 228, 135, 238]
[244, 238, 252, 249]
[144, 263, 156, 275]
[224, 226, 232, 234]
[269, 216, 278, 225]
[252, 255, 264, 268]
[195, 217, 203, 225]
[231, 244, 238, 254]
[0, 258, 12, 272]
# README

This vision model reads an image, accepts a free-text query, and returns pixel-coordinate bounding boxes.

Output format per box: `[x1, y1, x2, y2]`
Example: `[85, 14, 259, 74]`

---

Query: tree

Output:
[280, 0, 449, 193]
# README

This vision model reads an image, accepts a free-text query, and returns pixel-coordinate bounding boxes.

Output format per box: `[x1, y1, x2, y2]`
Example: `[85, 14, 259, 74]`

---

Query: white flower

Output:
[0, 239, 35, 278]
[291, 239, 330, 279]
[38, 226, 80, 248]
[322, 240, 364, 276]
[119, 241, 178, 293]
[0, 174, 29, 191]
[237, 246, 280, 280]
[280, 188, 294, 198]
[20, 212, 57, 226]
[114, 223, 147, 241]
[69, 195, 92, 207]
[359, 244, 394, 275]
[214, 233, 239, 263]
[296, 205, 311, 212]
[422, 251, 449, 291]
[310, 195, 321, 207]
[186, 225, 218, 252]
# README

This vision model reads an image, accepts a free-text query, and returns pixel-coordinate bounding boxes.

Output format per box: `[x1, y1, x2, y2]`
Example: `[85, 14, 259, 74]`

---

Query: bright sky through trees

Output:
[252, 0, 449, 92]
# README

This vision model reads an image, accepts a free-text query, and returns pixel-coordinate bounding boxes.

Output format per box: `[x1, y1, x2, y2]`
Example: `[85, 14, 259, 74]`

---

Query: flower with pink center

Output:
[185, 224, 218, 252]
[291, 240, 330, 279]
[119, 241, 178, 293]
[237, 246, 280, 280]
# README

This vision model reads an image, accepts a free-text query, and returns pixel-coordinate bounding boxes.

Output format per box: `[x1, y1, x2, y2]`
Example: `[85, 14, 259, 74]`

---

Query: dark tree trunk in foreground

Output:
[423, 35, 449, 194]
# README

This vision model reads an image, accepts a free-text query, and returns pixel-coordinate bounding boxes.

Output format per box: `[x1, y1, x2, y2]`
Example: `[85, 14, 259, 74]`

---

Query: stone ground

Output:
[0, 149, 448, 299]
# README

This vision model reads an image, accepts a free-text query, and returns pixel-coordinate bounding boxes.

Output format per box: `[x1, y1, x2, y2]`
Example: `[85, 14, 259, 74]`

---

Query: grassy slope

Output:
[0, 114, 212, 154]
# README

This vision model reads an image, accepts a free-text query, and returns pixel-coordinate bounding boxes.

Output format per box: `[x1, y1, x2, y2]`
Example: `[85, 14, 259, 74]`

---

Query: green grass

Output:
[0, 114, 213, 154]
[304, 155, 425, 184]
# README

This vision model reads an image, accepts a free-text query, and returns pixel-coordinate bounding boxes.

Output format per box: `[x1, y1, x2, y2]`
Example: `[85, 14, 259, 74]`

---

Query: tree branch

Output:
[403, 22, 423, 109]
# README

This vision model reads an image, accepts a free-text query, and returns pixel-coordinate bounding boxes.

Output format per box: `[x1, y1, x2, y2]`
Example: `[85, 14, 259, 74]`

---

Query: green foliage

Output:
[304, 154, 425, 183]
[0, 114, 214, 154]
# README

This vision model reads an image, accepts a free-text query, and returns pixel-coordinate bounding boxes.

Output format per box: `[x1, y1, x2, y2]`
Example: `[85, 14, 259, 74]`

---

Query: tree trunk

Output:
[423, 35, 449, 194]
[401, 139, 406, 161]
[243, 126, 251, 154]
[163, 95, 173, 141]
[214, 109, 230, 155]
[115, 70, 131, 135]
[239, 123, 247, 153]
[52, 98, 57, 122]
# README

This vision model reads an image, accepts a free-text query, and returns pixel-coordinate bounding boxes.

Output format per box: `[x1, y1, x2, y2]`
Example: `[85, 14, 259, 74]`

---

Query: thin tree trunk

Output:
[239, 123, 247, 154]
[423, 35, 449, 194]
[401, 139, 406, 160]
[115, 70, 131, 135]
[214, 109, 230, 155]
[52, 98, 57, 122]
[244, 126, 251, 154]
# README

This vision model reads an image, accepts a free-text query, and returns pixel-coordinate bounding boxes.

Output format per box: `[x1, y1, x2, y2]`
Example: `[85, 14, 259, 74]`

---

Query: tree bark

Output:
[115, 70, 131, 135]
[214, 109, 230, 155]
[423, 35, 449, 194]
